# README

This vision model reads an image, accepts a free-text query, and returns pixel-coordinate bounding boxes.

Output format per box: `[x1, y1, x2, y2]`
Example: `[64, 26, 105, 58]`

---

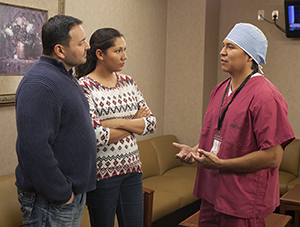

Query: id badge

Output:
[210, 132, 222, 156]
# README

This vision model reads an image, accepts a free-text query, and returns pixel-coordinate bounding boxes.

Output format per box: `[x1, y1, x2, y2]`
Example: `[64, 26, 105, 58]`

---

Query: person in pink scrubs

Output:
[173, 23, 295, 227]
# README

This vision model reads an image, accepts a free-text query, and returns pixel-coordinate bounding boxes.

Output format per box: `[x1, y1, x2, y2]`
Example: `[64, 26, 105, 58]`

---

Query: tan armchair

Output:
[143, 187, 154, 227]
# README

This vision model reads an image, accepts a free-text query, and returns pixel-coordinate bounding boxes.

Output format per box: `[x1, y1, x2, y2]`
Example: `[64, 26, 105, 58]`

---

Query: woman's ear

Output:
[95, 49, 104, 60]
[53, 44, 66, 60]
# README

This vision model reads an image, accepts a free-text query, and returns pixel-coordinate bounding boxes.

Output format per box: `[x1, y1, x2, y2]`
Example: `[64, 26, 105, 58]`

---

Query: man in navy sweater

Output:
[15, 15, 97, 227]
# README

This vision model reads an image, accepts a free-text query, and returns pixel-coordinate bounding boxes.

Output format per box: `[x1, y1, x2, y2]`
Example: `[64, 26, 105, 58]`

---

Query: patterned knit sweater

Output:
[78, 73, 156, 180]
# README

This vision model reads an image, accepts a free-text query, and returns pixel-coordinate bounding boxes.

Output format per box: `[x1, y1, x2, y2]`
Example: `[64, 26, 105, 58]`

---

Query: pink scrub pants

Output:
[198, 199, 266, 227]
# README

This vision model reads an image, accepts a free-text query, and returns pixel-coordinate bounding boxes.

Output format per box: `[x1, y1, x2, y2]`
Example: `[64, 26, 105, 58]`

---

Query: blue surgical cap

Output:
[225, 23, 268, 65]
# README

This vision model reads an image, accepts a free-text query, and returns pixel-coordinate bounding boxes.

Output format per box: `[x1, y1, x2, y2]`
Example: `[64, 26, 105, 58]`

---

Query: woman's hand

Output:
[101, 106, 150, 129]
[101, 106, 151, 136]
[101, 119, 121, 129]
[133, 106, 151, 119]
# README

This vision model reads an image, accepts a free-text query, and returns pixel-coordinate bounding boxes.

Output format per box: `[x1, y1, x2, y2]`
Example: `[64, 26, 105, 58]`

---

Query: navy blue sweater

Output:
[15, 56, 97, 204]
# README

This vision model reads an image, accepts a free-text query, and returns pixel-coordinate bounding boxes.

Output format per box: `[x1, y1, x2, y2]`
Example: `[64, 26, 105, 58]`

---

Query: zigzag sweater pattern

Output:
[78, 73, 156, 180]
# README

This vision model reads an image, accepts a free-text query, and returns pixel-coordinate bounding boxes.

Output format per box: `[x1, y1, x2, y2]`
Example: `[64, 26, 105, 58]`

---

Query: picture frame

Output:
[0, 0, 64, 107]
[59, 0, 65, 15]
[0, 93, 15, 107]
[0, 3, 48, 75]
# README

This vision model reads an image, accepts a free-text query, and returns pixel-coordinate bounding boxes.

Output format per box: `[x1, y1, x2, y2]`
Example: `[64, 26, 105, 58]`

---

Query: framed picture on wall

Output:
[0, 3, 47, 75]
[0, 0, 64, 107]
[0, 93, 15, 106]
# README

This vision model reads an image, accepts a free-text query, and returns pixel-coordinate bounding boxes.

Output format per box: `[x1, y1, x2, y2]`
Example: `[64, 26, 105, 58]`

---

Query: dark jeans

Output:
[87, 172, 143, 227]
[17, 189, 86, 227]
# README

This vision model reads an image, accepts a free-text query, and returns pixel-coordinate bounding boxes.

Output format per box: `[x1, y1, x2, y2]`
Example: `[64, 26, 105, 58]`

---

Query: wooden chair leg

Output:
[143, 187, 154, 227]
[295, 210, 300, 227]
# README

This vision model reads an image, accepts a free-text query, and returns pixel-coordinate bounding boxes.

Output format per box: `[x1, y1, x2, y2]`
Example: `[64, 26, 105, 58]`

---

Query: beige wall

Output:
[0, 0, 60, 175]
[0, 0, 169, 175]
[164, 0, 206, 146]
[0, 0, 299, 176]
[66, 0, 167, 140]
[217, 0, 300, 138]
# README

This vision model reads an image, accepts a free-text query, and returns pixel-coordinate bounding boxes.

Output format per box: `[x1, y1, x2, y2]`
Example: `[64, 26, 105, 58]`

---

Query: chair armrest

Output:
[143, 187, 155, 227]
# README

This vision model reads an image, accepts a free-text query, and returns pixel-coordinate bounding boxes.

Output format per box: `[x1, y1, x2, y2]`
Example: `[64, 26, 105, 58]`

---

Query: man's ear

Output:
[247, 56, 253, 63]
[95, 49, 104, 60]
[53, 44, 66, 60]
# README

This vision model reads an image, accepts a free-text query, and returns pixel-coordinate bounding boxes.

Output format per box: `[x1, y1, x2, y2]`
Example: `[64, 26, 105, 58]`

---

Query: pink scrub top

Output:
[193, 75, 294, 219]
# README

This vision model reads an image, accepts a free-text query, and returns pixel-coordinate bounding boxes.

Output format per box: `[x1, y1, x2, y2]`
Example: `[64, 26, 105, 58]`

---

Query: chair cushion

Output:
[146, 189, 181, 222]
[279, 170, 297, 195]
[138, 138, 160, 179]
[143, 174, 198, 208]
[151, 135, 183, 175]
[287, 177, 300, 191]
[280, 139, 300, 177]
[0, 174, 23, 227]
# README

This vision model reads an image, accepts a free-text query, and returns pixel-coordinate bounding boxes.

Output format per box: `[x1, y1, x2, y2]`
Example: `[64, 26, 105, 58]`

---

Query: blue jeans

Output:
[17, 189, 86, 227]
[87, 172, 143, 227]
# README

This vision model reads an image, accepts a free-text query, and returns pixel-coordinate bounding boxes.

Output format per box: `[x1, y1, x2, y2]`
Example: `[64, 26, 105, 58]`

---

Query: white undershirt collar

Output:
[228, 73, 262, 96]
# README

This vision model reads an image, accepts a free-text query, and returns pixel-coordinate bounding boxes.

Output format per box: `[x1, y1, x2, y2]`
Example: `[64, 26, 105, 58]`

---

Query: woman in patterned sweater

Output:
[76, 28, 156, 227]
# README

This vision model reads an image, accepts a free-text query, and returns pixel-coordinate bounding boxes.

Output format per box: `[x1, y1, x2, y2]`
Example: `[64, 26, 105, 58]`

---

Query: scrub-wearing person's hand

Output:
[173, 142, 196, 164]
[191, 149, 222, 169]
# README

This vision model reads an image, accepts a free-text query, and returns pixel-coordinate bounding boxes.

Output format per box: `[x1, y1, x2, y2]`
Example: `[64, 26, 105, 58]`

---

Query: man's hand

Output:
[191, 149, 223, 169]
[173, 142, 196, 164]
[65, 192, 74, 204]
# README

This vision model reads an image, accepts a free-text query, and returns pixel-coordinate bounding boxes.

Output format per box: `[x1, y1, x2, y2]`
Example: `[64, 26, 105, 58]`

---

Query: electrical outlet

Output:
[258, 10, 264, 20]
[272, 10, 279, 20]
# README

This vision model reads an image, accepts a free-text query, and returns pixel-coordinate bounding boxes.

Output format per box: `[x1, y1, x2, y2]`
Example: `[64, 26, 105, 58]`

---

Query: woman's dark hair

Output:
[75, 28, 123, 79]
[42, 15, 82, 56]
